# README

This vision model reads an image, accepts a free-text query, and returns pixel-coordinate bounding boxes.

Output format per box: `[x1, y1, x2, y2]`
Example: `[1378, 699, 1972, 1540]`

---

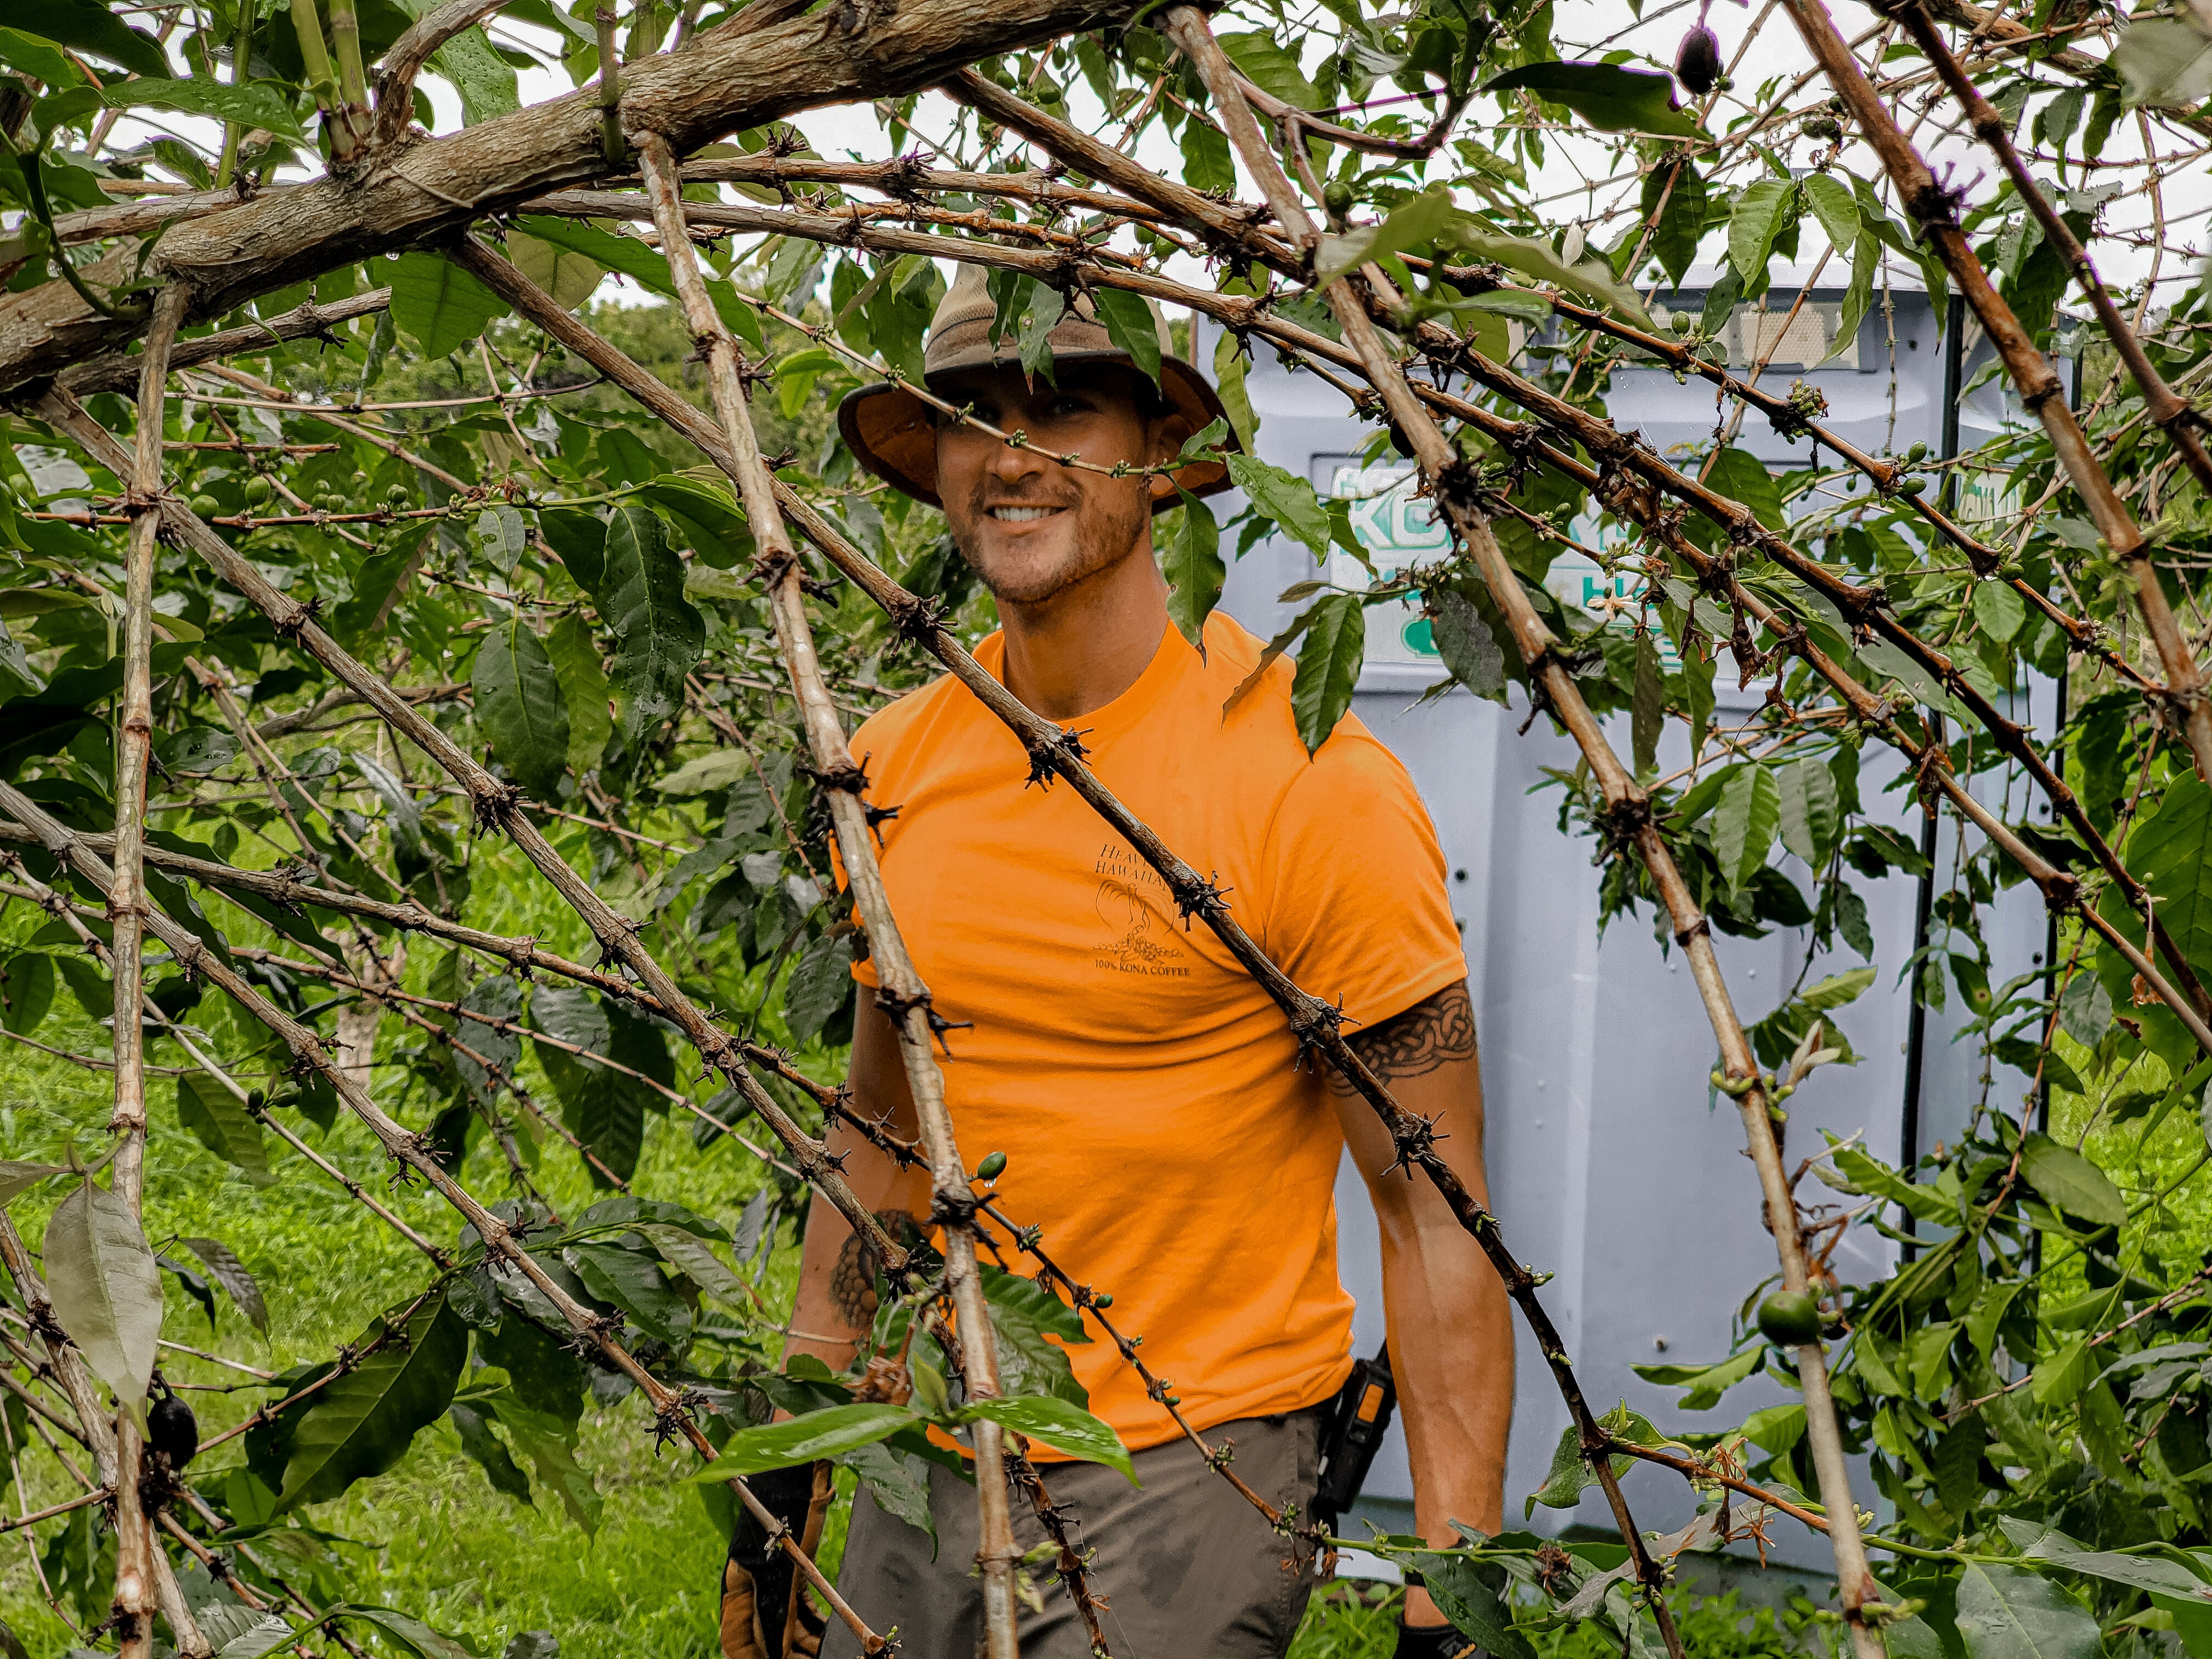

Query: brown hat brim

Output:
[837, 353, 1235, 514]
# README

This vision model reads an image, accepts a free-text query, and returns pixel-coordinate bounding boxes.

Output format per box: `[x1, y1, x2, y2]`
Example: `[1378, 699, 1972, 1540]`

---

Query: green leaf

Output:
[1632, 632, 1663, 780]
[0, 29, 86, 88]
[563, 1241, 691, 1344]
[839, 1439, 938, 1550]
[2018, 1132, 2126, 1227]
[981, 1264, 1090, 1406]
[1226, 454, 1334, 556]
[8, 0, 168, 77]
[962, 1395, 1134, 1482]
[0, 616, 44, 701]
[1179, 114, 1234, 195]
[1705, 444, 1784, 531]
[1800, 172, 1860, 253]
[1408, 1551, 1536, 1659]
[1291, 594, 1364, 754]
[630, 475, 755, 568]
[159, 726, 239, 776]
[1212, 328, 1259, 453]
[2056, 974, 2112, 1048]
[1482, 61, 1700, 137]
[473, 613, 572, 799]
[485, 1389, 601, 1535]
[175, 1073, 274, 1186]
[1091, 286, 1161, 387]
[2024, 1542, 2211, 1600]
[2032, 1336, 2092, 1407]
[389, 253, 510, 360]
[2114, 17, 2212, 107]
[1955, 1564, 2099, 1659]
[179, 1236, 268, 1335]
[784, 934, 854, 1044]
[2119, 775, 2212, 984]
[1432, 590, 1505, 699]
[682, 1403, 921, 1480]
[430, 24, 520, 125]
[100, 78, 306, 142]
[1973, 580, 2027, 642]
[338, 1606, 478, 1659]
[1823, 1140, 1953, 1225]
[1629, 1344, 1764, 1410]
[1446, 222, 1654, 326]
[1640, 159, 1709, 287]
[0, 952, 53, 1035]
[592, 505, 705, 749]
[279, 1293, 467, 1508]
[1164, 488, 1224, 652]
[41, 1178, 162, 1408]
[449, 1403, 533, 1503]
[1315, 190, 1455, 287]
[545, 613, 613, 780]
[1218, 29, 1322, 108]
[507, 230, 603, 311]
[639, 1224, 750, 1306]
[1827, 230, 1878, 365]
[0, 1160, 66, 1209]
[1728, 178, 1801, 292]
[653, 749, 752, 796]
[1777, 758, 1839, 867]
[1713, 764, 1781, 893]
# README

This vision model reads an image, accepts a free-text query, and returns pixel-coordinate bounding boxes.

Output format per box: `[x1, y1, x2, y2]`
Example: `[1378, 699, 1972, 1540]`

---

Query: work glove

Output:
[721, 1460, 833, 1659]
[1395, 1621, 1485, 1659]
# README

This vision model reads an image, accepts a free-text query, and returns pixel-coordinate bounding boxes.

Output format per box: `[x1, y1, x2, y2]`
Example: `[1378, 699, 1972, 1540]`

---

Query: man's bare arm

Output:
[1330, 980, 1513, 1627]
[785, 998, 932, 1373]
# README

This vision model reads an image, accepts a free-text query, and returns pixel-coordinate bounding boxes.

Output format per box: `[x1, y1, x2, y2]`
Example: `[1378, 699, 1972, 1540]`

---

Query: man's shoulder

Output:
[1199, 612, 1403, 784]
[850, 639, 1001, 762]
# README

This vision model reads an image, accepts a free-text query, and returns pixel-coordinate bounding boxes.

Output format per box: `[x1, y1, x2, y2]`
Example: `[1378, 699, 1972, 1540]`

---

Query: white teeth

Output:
[991, 505, 1062, 522]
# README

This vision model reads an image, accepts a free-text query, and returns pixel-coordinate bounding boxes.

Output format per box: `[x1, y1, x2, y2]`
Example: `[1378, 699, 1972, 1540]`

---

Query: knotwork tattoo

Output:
[1328, 981, 1477, 1094]
[830, 1208, 923, 1329]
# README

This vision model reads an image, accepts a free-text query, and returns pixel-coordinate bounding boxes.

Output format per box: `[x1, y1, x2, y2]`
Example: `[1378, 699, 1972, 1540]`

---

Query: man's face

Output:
[932, 363, 1186, 607]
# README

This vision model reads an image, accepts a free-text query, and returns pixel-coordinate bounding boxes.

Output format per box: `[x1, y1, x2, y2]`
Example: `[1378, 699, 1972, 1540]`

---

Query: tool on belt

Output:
[1313, 1343, 1398, 1532]
[720, 1460, 832, 1659]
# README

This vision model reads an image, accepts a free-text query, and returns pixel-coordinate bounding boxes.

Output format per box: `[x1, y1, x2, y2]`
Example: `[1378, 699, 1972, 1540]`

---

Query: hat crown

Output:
[922, 264, 1175, 381]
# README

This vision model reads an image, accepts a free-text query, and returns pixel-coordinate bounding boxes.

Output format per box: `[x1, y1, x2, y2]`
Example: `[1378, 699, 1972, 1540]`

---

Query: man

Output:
[779, 269, 1512, 1658]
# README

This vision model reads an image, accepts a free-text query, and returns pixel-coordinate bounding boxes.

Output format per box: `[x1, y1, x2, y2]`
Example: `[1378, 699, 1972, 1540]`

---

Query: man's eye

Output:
[1045, 398, 1089, 419]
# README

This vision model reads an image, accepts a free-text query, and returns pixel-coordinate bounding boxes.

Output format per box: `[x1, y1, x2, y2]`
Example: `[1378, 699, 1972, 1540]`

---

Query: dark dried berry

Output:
[1675, 24, 1723, 97]
[148, 1394, 199, 1469]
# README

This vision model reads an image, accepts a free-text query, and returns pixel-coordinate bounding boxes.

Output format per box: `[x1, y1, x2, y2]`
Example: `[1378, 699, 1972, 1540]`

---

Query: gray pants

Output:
[822, 1407, 1326, 1659]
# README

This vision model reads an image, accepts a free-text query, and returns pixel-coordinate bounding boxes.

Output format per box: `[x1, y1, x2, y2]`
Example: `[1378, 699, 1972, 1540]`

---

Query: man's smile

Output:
[988, 504, 1071, 523]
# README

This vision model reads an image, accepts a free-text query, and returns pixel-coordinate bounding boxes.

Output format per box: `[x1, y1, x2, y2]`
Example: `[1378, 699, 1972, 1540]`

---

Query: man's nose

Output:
[985, 428, 1048, 488]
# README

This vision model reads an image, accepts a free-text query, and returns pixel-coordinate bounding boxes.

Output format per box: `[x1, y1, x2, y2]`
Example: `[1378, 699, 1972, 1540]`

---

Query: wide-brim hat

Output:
[837, 264, 1234, 513]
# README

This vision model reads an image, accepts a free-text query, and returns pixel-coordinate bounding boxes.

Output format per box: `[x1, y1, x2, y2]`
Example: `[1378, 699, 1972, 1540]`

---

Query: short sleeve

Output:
[1255, 725, 1464, 1028]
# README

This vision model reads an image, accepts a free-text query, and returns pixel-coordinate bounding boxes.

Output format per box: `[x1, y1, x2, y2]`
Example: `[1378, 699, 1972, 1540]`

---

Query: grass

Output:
[9, 851, 2199, 1658]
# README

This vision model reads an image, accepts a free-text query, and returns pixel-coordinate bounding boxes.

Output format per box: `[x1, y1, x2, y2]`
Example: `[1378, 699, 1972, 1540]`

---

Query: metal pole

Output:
[1899, 292, 1966, 1255]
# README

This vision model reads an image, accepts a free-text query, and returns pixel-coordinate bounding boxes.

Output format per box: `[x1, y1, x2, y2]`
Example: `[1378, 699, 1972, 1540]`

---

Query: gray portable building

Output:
[1193, 263, 2051, 1571]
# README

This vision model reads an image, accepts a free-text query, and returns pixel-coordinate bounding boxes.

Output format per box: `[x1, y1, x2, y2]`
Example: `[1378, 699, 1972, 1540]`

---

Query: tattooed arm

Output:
[785, 998, 932, 1373]
[1331, 981, 1513, 1629]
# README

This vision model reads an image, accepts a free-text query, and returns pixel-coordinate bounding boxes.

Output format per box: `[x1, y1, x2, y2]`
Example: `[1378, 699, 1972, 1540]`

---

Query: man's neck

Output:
[997, 549, 1171, 723]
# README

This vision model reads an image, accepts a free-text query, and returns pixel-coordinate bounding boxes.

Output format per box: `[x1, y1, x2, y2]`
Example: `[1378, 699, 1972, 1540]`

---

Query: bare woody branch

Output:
[631, 131, 1028, 1657]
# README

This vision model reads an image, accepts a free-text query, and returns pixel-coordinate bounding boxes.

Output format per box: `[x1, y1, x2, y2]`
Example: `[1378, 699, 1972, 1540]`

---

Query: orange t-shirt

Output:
[845, 611, 1465, 1453]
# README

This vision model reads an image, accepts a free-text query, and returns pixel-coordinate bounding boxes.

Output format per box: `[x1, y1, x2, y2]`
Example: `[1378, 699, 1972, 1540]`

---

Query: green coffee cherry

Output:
[1092, 1291, 1113, 1310]
[189, 494, 220, 517]
[1900, 475, 1927, 495]
[1905, 440, 1928, 463]
[1757, 1290, 1822, 1346]
[1322, 179, 1356, 223]
[242, 476, 273, 506]
[976, 1150, 1007, 1182]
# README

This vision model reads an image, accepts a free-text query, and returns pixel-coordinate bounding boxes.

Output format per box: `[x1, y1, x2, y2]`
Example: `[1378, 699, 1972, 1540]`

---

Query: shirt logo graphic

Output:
[1092, 846, 1192, 979]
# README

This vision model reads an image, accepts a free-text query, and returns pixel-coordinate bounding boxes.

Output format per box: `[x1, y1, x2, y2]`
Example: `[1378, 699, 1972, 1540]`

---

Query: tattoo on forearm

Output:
[1329, 981, 1477, 1093]
[829, 1209, 921, 1330]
